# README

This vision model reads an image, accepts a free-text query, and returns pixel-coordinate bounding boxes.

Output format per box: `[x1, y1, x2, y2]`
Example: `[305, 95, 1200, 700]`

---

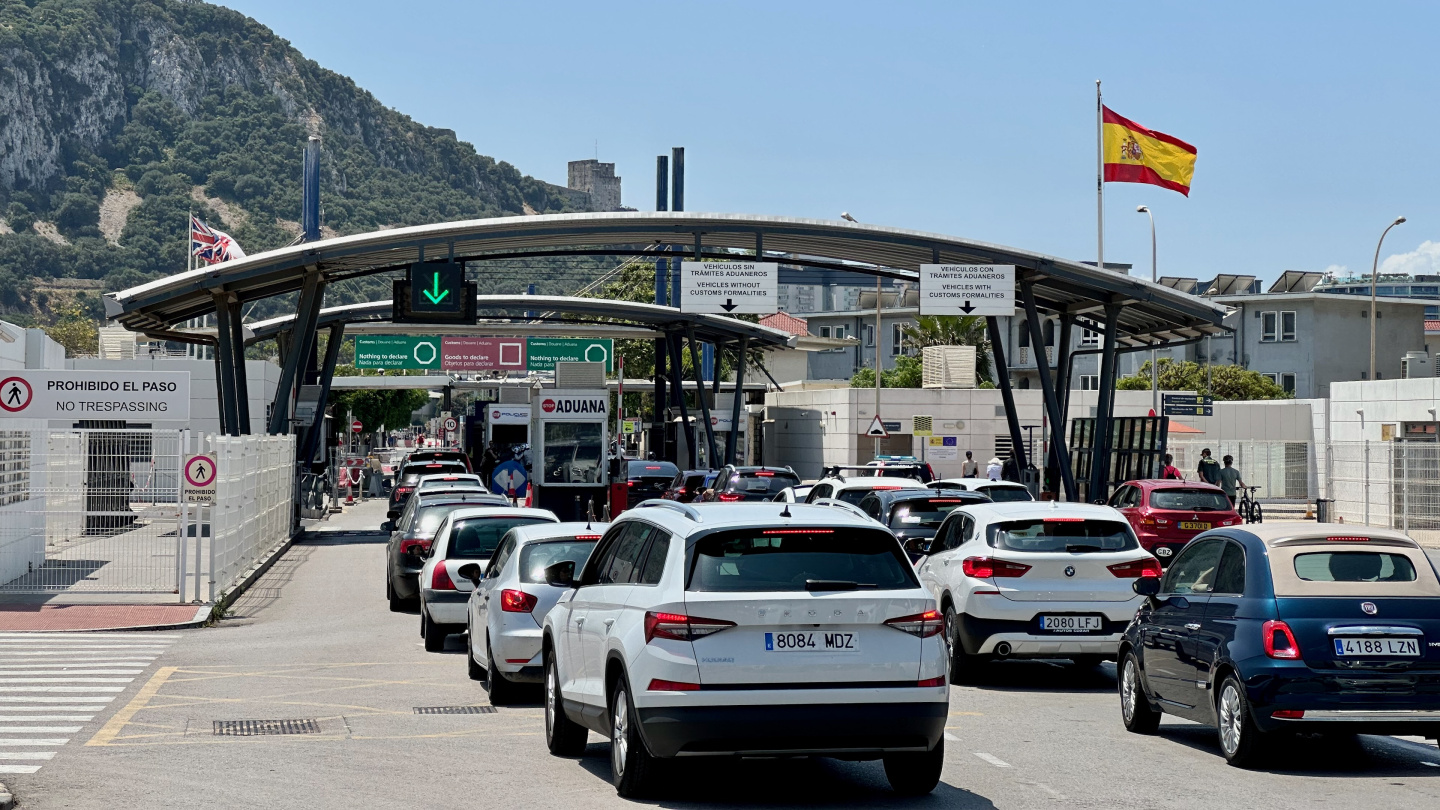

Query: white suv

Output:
[804, 476, 926, 507]
[916, 501, 1159, 682]
[540, 501, 950, 798]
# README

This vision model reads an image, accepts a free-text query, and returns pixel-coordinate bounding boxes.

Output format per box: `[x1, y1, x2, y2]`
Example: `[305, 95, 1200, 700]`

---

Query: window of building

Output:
[863, 324, 874, 347]
[891, 323, 904, 356]
[1261, 372, 1279, 384]
[1018, 325, 1030, 348]
[1043, 319, 1056, 347]
[1280, 311, 1296, 341]
[1080, 329, 1100, 347]
[1280, 372, 1296, 394]
[818, 325, 831, 338]
[1078, 375, 1100, 390]
[1261, 311, 1278, 342]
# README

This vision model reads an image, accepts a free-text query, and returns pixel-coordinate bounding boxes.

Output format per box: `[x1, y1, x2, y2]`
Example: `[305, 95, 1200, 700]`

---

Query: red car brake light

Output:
[961, 557, 1031, 578]
[763, 528, 833, 535]
[717, 493, 742, 501]
[499, 589, 538, 613]
[644, 611, 736, 643]
[399, 538, 429, 555]
[1263, 620, 1301, 659]
[1327, 536, 1370, 542]
[574, 534, 602, 541]
[755, 471, 775, 477]
[431, 562, 456, 590]
[884, 609, 944, 638]
[916, 675, 947, 688]
[647, 678, 701, 691]
[1108, 558, 1163, 578]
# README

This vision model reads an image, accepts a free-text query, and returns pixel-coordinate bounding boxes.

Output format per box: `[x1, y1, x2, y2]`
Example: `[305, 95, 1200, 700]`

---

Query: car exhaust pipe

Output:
[994, 642, 1012, 658]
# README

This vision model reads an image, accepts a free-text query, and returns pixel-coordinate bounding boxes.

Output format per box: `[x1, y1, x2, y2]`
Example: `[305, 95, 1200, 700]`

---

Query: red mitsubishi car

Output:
[1107, 479, 1242, 565]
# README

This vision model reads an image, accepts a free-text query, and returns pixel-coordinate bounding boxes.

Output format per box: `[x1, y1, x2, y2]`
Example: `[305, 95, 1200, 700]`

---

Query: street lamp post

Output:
[1137, 206, 1157, 418]
[1369, 216, 1407, 382]
[843, 211, 883, 460]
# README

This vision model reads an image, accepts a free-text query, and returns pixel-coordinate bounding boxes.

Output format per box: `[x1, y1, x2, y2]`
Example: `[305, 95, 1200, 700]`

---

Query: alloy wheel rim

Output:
[544, 664, 556, 738]
[945, 609, 957, 659]
[1121, 659, 1137, 721]
[1219, 685, 1242, 754]
[612, 690, 629, 777]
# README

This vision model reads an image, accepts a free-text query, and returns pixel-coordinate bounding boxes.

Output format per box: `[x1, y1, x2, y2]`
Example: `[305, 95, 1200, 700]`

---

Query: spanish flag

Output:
[1102, 107, 1197, 196]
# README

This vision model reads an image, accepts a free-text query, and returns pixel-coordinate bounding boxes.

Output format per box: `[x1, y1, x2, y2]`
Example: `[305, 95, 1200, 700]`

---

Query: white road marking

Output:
[974, 752, 1012, 768]
[0, 696, 115, 703]
[2, 652, 162, 658]
[0, 678, 135, 684]
[0, 726, 82, 733]
[0, 764, 42, 774]
[0, 716, 93, 722]
[0, 633, 175, 639]
[945, 732, 960, 742]
[0, 671, 143, 676]
[0, 739, 69, 746]
[0, 687, 126, 693]
[0, 752, 56, 759]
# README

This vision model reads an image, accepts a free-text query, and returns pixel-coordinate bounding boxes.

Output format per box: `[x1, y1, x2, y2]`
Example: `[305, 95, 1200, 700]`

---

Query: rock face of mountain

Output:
[0, 0, 595, 322]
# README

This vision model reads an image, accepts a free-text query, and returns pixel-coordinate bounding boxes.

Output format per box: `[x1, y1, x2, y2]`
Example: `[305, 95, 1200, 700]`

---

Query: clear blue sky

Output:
[222, 0, 1440, 285]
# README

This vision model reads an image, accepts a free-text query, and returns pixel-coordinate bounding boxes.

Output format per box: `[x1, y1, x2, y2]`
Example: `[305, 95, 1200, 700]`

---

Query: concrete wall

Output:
[1329, 378, 1440, 442]
[0, 322, 66, 371]
[65, 358, 281, 435]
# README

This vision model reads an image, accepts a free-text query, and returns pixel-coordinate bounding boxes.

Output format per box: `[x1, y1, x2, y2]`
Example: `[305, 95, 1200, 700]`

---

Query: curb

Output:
[1, 604, 214, 634]
[206, 531, 299, 624]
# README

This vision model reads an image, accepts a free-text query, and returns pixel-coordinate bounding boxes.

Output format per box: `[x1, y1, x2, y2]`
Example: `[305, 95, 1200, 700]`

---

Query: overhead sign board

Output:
[355, 336, 612, 372]
[527, 338, 613, 373]
[919, 264, 1016, 316]
[442, 337, 527, 371]
[488, 406, 530, 425]
[183, 453, 217, 504]
[392, 262, 477, 324]
[1163, 393, 1214, 417]
[354, 336, 442, 370]
[538, 393, 608, 417]
[0, 371, 190, 420]
[679, 261, 778, 314]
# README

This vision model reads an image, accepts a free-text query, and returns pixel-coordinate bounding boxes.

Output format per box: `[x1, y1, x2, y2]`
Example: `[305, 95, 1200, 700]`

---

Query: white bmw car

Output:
[915, 501, 1159, 681]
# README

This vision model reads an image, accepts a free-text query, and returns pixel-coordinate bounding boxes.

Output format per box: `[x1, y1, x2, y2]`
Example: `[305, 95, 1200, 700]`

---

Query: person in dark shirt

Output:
[1196, 448, 1221, 485]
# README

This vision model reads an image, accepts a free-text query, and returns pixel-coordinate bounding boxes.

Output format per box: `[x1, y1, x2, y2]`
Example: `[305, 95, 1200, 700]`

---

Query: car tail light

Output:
[1108, 559, 1163, 578]
[1327, 536, 1370, 543]
[627, 481, 635, 487]
[574, 534, 602, 541]
[431, 562, 455, 590]
[718, 493, 742, 502]
[763, 528, 834, 535]
[961, 557, 1031, 578]
[647, 678, 701, 691]
[399, 538, 429, 555]
[500, 589, 538, 613]
[872, 485, 903, 490]
[644, 612, 736, 643]
[916, 675, 947, 688]
[755, 471, 775, 477]
[1140, 517, 1157, 527]
[1271, 709, 1305, 719]
[885, 609, 944, 638]
[1044, 517, 1085, 523]
[1263, 620, 1301, 659]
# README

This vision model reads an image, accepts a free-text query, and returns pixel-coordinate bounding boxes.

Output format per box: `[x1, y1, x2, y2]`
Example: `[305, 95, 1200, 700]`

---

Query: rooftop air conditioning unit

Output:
[1402, 351, 1431, 379]
[922, 345, 978, 389]
[555, 361, 606, 388]
[97, 325, 137, 360]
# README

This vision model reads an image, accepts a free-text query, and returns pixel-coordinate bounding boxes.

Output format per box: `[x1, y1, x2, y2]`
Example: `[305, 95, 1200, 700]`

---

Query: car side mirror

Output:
[1132, 577, 1162, 597]
[544, 560, 577, 589]
[386, 510, 400, 520]
[456, 563, 482, 585]
[381, 521, 396, 533]
[902, 537, 933, 556]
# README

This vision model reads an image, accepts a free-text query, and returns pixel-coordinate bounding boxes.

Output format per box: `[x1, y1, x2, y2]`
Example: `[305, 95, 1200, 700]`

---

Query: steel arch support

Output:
[213, 293, 239, 436]
[726, 337, 748, 466]
[228, 296, 251, 433]
[1020, 282, 1077, 502]
[1091, 303, 1124, 502]
[665, 333, 695, 466]
[302, 323, 346, 469]
[685, 323, 719, 469]
[985, 316, 1030, 479]
[268, 268, 325, 435]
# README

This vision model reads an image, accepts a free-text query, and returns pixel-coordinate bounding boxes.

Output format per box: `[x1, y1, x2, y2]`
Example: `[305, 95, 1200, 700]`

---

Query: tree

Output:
[329, 389, 430, 433]
[850, 354, 924, 389]
[42, 305, 97, 357]
[899, 315, 993, 385]
[1116, 358, 1290, 400]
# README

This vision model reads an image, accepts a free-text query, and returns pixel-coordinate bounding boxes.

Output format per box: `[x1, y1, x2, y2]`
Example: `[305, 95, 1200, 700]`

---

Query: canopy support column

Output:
[228, 297, 250, 433]
[268, 268, 324, 435]
[685, 323, 719, 468]
[726, 336, 748, 466]
[665, 333, 696, 467]
[213, 293, 239, 437]
[1020, 282, 1077, 501]
[302, 323, 345, 468]
[1049, 313, 1075, 494]
[985, 315, 1029, 476]
[1091, 303, 1124, 502]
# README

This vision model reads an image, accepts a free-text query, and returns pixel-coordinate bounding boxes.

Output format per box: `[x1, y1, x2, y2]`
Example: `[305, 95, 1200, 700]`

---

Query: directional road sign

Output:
[392, 262, 477, 324]
[1163, 393, 1214, 416]
[864, 415, 890, 438]
[679, 261, 778, 314]
[918, 264, 1016, 316]
[353, 336, 443, 370]
[183, 453, 217, 504]
[526, 338, 613, 372]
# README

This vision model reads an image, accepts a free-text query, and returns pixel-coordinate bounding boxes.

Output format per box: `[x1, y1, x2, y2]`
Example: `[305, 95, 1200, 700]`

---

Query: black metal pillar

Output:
[666, 334, 696, 466]
[726, 336, 748, 466]
[653, 156, 669, 464]
[302, 323, 345, 468]
[671, 148, 684, 212]
[985, 315, 1029, 474]
[213, 294, 239, 437]
[685, 324, 718, 468]
[210, 349, 230, 436]
[228, 297, 250, 434]
[1091, 303, 1124, 501]
[1048, 313, 1075, 493]
[1019, 283, 1077, 501]
[268, 269, 325, 435]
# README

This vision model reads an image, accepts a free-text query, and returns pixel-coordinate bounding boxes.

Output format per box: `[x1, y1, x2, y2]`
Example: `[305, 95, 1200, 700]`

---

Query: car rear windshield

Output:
[1294, 551, 1419, 583]
[988, 518, 1138, 553]
[519, 540, 598, 584]
[724, 471, 800, 496]
[687, 527, 917, 592]
[888, 498, 971, 529]
[415, 504, 470, 535]
[401, 464, 467, 485]
[1150, 488, 1231, 511]
[977, 485, 1032, 502]
[628, 461, 679, 480]
[449, 517, 551, 558]
[873, 465, 933, 483]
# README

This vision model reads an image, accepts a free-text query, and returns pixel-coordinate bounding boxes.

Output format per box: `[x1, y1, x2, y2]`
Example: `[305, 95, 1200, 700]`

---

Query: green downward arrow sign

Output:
[422, 271, 450, 304]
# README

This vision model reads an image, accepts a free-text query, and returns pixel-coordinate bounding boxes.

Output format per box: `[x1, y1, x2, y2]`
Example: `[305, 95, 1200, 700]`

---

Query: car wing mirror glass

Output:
[1132, 577, 1161, 597]
[381, 521, 394, 533]
[387, 510, 400, 520]
[902, 537, 932, 555]
[456, 563, 482, 585]
[544, 560, 577, 589]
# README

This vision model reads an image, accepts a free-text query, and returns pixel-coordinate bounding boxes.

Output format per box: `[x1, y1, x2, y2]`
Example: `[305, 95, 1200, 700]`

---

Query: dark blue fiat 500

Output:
[1117, 525, 1440, 767]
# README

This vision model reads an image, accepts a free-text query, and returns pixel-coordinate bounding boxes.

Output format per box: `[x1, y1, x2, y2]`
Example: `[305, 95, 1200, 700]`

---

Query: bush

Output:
[55, 193, 100, 234]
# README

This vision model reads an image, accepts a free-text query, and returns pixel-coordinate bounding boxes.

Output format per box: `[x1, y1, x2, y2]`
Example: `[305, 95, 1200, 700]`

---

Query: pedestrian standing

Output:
[986, 457, 1003, 481]
[1217, 454, 1247, 506]
[478, 441, 500, 488]
[1160, 454, 1183, 480]
[960, 451, 979, 478]
[1196, 448, 1221, 486]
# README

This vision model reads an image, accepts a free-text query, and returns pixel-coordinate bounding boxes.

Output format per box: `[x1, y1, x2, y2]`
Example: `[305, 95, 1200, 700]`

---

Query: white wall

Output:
[1329, 378, 1440, 442]
[65, 358, 282, 435]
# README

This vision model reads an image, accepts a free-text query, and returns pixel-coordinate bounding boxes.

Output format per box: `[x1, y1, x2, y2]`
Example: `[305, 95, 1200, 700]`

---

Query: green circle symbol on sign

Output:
[414, 341, 437, 366]
[584, 343, 608, 364]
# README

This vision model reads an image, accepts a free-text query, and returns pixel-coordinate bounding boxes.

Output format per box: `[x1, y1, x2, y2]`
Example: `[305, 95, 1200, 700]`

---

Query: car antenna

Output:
[780, 502, 792, 518]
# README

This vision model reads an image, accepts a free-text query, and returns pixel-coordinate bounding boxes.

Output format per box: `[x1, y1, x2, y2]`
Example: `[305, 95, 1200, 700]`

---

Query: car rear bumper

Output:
[391, 568, 421, 600]
[420, 590, 468, 625]
[491, 628, 543, 680]
[635, 701, 948, 758]
[955, 606, 1133, 656]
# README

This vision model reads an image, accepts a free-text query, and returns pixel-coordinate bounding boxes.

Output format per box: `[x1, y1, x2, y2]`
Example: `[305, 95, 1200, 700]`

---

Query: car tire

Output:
[486, 641, 518, 705]
[422, 610, 447, 652]
[466, 626, 485, 681]
[609, 675, 660, 798]
[1217, 673, 1270, 767]
[943, 605, 980, 684]
[883, 736, 944, 796]
[387, 575, 404, 613]
[1118, 652, 1161, 734]
[544, 650, 588, 756]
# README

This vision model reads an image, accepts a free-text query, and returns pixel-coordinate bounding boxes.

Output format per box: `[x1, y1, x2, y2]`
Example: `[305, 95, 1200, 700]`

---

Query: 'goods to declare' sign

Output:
[679, 261, 778, 314]
[0, 371, 190, 420]
[354, 336, 611, 372]
[919, 264, 1016, 316]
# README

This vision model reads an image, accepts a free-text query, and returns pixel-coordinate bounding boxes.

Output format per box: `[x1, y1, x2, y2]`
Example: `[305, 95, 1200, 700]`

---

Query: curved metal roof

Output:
[105, 211, 1228, 348]
[245, 295, 798, 348]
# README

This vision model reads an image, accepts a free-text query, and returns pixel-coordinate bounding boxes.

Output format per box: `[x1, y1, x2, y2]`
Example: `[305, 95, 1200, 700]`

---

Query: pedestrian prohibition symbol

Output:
[184, 453, 217, 504]
[0, 377, 32, 412]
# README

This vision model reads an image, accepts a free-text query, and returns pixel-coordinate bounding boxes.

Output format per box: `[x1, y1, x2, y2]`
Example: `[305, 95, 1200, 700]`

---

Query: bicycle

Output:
[1237, 486, 1263, 524]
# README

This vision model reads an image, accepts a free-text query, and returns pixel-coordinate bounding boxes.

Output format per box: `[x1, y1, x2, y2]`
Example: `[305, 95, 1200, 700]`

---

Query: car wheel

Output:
[943, 605, 980, 684]
[1217, 674, 1270, 767]
[883, 736, 944, 796]
[1118, 652, 1161, 734]
[387, 574, 404, 613]
[609, 676, 660, 798]
[486, 640, 517, 705]
[544, 650, 588, 756]
[422, 610, 446, 652]
[466, 625, 484, 681]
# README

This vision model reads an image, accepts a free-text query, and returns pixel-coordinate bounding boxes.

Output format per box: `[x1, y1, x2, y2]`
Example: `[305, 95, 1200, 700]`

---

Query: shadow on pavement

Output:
[1156, 723, 1440, 775]
[296, 530, 389, 545]
[571, 743, 996, 808]
[957, 658, 1117, 693]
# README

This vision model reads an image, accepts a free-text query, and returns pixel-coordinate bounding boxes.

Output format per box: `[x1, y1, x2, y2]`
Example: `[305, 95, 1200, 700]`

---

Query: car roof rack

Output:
[635, 499, 702, 522]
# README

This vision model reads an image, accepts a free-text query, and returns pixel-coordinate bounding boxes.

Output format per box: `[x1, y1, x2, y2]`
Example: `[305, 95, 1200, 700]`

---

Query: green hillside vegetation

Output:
[0, 0, 611, 329]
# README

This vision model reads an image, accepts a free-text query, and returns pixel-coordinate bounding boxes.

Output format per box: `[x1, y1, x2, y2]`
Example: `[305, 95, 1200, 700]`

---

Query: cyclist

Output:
[1217, 454, 1248, 506]
[1196, 448, 1221, 486]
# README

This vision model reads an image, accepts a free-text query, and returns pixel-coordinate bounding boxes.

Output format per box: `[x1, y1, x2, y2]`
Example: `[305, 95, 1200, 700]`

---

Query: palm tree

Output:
[898, 315, 994, 385]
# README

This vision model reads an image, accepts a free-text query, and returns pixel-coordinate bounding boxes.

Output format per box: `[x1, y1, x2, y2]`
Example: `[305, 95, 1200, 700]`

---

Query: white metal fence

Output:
[1165, 440, 1317, 501]
[0, 429, 294, 601]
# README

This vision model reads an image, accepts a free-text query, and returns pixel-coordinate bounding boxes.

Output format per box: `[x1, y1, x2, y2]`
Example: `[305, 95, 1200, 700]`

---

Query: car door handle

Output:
[604, 619, 615, 629]
[1185, 623, 1202, 631]
[574, 618, 584, 626]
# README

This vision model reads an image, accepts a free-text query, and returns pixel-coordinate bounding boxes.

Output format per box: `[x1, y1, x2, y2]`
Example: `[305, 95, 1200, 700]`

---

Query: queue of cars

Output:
[381, 460, 1440, 795]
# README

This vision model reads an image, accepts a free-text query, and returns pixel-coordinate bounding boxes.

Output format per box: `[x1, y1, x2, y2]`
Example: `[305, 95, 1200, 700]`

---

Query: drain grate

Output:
[213, 719, 321, 736]
[413, 706, 497, 715]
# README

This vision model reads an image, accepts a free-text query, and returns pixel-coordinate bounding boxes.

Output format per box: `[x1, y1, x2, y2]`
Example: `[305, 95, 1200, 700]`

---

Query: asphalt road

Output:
[7, 501, 1440, 810]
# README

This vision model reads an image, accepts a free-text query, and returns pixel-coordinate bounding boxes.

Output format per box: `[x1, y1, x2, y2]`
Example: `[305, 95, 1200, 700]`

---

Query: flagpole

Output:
[1096, 80, 1104, 276]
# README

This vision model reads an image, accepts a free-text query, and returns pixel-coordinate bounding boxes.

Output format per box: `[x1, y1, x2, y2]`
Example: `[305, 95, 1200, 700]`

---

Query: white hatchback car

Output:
[916, 501, 1159, 681]
[418, 507, 558, 651]
[540, 501, 949, 798]
[456, 522, 609, 703]
[415, 473, 485, 495]
[805, 476, 927, 507]
[928, 478, 1034, 502]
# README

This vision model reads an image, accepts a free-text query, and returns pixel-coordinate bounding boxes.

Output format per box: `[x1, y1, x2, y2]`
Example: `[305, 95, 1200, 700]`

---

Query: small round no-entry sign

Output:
[351, 420, 363, 433]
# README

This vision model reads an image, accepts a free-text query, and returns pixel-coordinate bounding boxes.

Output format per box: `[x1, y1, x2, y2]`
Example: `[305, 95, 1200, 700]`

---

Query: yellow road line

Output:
[87, 666, 177, 747]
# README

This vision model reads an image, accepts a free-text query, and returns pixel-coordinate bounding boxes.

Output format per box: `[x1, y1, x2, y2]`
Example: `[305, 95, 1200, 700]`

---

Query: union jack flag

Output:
[190, 215, 247, 265]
